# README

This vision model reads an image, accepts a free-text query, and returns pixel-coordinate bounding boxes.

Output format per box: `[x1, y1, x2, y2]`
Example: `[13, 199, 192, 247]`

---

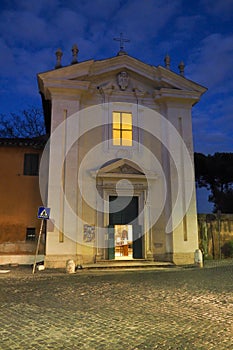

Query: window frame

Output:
[112, 111, 133, 147]
[26, 227, 36, 241]
[23, 153, 39, 176]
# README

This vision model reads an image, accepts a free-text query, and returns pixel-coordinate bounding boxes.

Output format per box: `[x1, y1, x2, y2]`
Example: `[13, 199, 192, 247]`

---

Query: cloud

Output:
[1, 0, 60, 15]
[175, 14, 205, 33]
[112, 0, 181, 42]
[193, 127, 232, 154]
[71, 0, 122, 20]
[0, 0, 182, 66]
[0, 39, 15, 76]
[186, 33, 233, 89]
[0, 8, 89, 51]
[0, 10, 51, 47]
[201, 0, 233, 19]
[192, 96, 233, 154]
[0, 0, 232, 155]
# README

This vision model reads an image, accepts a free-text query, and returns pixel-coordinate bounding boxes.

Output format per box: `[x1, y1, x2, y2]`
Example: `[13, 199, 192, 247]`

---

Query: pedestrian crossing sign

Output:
[37, 206, 50, 219]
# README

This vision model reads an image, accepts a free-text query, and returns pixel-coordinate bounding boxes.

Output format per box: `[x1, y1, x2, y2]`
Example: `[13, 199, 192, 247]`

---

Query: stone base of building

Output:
[44, 251, 196, 268]
[146, 252, 154, 261]
[154, 252, 195, 265]
[166, 252, 195, 265]
[0, 254, 44, 265]
[0, 241, 44, 254]
[44, 254, 95, 268]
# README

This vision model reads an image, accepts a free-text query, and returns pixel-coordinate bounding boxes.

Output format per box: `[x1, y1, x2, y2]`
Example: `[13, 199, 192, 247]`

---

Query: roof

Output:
[0, 134, 48, 149]
[37, 53, 207, 94]
[37, 53, 207, 133]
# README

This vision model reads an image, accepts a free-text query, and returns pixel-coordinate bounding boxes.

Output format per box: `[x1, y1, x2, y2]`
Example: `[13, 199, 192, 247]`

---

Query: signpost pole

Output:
[32, 219, 44, 274]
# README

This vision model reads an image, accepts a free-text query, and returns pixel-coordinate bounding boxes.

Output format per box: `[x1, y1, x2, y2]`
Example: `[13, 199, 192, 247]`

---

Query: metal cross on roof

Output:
[113, 33, 130, 55]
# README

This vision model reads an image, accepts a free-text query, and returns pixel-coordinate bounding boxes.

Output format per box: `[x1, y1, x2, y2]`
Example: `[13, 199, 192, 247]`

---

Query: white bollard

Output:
[66, 259, 76, 274]
[194, 249, 203, 268]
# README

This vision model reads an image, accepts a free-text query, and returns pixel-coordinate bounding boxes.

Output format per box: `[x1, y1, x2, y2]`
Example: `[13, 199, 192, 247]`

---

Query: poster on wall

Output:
[83, 225, 95, 243]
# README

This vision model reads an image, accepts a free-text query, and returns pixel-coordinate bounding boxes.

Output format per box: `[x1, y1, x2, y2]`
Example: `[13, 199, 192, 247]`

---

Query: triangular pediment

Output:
[99, 159, 145, 175]
[90, 158, 158, 180]
[38, 54, 206, 98]
[98, 159, 145, 176]
[89, 159, 147, 179]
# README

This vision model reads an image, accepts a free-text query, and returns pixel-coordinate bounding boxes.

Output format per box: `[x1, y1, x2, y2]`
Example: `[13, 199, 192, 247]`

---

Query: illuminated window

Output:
[112, 112, 132, 146]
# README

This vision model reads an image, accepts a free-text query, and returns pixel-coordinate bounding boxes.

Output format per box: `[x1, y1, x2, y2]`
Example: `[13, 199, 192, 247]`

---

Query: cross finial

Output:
[113, 33, 130, 56]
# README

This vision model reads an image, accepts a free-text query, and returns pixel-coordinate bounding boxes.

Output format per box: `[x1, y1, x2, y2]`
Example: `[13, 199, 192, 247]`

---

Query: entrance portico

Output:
[95, 158, 153, 262]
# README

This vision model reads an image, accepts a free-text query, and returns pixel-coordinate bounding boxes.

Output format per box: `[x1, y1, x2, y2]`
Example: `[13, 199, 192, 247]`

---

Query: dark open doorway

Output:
[108, 196, 142, 259]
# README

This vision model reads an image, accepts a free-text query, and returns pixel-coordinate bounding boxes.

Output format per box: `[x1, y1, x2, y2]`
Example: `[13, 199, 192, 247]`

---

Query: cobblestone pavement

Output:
[0, 261, 232, 350]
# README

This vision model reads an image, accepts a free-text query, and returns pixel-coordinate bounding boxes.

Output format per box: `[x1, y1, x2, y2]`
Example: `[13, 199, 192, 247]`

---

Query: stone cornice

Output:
[40, 79, 90, 99]
[37, 59, 94, 80]
[157, 66, 207, 94]
[154, 88, 203, 105]
[37, 55, 207, 103]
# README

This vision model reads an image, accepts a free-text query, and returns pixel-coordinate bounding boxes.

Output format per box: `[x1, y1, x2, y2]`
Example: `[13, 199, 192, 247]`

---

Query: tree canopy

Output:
[194, 152, 233, 213]
[0, 107, 46, 138]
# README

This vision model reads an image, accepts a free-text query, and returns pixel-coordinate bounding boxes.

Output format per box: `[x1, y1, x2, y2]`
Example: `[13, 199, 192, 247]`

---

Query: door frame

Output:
[104, 187, 146, 260]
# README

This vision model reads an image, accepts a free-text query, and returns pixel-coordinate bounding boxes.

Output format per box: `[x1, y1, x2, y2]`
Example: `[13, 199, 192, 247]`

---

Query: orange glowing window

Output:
[112, 112, 132, 146]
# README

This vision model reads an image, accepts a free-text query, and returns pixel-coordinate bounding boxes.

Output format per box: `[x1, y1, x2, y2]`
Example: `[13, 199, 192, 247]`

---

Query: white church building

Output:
[37, 44, 206, 268]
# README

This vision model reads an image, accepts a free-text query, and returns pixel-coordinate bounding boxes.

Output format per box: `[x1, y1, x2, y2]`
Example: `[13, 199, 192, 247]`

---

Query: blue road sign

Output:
[37, 206, 50, 219]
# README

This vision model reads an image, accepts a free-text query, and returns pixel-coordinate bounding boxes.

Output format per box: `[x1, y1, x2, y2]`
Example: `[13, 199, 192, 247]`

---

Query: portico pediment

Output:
[90, 159, 144, 178]
[90, 159, 157, 180]
[102, 159, 144, 175]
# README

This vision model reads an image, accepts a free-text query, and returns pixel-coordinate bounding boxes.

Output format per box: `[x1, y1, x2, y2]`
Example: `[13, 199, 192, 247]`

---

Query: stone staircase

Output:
[81, 260, 175, 270]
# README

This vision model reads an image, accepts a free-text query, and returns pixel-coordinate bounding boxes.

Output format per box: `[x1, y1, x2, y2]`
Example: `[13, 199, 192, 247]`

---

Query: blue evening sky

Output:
[0, 0, 232, 212]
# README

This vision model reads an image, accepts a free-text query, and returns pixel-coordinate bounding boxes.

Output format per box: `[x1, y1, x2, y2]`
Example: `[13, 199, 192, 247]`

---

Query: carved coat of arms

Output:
[117, 71, 129, 90]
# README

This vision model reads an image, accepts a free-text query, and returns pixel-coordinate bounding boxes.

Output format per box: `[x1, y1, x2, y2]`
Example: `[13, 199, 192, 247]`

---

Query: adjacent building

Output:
[0, 137, 45, 264]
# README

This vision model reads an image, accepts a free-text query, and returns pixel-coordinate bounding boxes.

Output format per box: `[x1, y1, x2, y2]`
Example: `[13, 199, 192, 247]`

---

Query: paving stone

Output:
[0, 263, 232, 349]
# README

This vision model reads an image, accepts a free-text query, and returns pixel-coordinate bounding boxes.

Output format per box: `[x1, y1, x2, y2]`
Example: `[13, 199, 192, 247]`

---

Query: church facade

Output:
[38, 48, 206, 267]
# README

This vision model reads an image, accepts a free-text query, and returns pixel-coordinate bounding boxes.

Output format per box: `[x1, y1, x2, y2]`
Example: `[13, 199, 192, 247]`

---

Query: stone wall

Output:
[198, 214, 233, 258]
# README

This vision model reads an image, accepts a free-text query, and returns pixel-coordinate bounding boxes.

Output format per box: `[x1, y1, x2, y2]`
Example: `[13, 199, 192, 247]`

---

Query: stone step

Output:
[81, 260, 175, 270]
